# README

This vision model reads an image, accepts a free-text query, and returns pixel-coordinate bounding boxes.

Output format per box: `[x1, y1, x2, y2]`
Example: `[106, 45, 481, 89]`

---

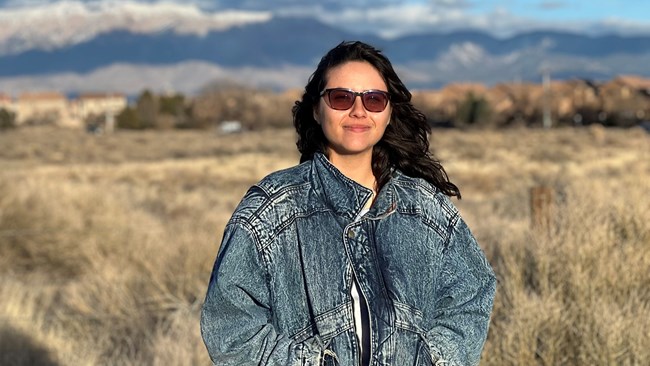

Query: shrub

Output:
[0, 108, 16, 129]
[455, 92, 493, 128]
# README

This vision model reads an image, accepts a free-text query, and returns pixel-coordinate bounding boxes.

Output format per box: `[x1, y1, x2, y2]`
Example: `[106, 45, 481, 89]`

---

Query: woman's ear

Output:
[313, 107, 320, 125]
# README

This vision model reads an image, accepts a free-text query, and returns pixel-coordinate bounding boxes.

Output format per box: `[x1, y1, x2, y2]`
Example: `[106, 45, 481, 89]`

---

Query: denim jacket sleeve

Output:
[200, 220, 323, 366]
[425, 216, 497, 366]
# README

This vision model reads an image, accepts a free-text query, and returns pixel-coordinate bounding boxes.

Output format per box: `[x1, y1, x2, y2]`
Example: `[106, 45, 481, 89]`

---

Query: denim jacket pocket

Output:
[298, 343, 340, 366]
[294, 333, 320, 366]
[415, 337, 454, 366]
[414, 337, 434, 366]
[321, 349, 339, 366]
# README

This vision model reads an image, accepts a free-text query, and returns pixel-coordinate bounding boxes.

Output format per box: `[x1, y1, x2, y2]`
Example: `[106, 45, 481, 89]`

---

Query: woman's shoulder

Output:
[391, 171, 460, 220]
[255, 160, 313, 198]
[230, 161, 313, 220]
[391, 170, 443, 198]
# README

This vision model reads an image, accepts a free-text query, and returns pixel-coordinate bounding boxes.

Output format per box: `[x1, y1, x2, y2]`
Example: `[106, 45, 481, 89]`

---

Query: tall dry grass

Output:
[0, 125, 648, 365]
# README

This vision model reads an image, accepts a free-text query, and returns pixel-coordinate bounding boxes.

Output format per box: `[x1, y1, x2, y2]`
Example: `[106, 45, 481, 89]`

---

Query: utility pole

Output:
[105, 111, 115, 134]
[542, 67, 552, 129]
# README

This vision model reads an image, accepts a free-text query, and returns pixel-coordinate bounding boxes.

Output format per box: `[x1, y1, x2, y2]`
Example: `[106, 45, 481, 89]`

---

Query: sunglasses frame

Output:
[319, 88, 391, 113]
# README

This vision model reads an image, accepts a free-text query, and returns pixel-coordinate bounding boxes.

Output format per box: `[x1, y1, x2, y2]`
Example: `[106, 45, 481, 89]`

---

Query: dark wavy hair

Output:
[292, 41, 460, 198]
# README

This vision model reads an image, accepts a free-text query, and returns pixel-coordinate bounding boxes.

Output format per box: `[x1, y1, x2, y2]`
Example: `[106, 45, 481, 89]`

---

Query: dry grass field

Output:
[0, 125, 648, 365]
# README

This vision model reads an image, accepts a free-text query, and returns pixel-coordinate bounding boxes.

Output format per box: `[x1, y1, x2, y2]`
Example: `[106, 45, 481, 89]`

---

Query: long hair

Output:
[292, 41, 460, 198]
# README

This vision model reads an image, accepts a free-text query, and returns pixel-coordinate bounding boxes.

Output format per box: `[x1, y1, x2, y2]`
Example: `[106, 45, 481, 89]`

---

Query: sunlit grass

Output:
[0, 125, 648, 365]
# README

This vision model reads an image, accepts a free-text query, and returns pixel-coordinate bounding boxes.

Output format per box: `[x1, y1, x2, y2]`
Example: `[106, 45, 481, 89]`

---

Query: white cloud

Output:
[0, 0, 271, 55]
[315, 4, 466, 38]
[596, 17, 650, 35]
[1, 0, 649, 57]
[287, 2, 650, 38]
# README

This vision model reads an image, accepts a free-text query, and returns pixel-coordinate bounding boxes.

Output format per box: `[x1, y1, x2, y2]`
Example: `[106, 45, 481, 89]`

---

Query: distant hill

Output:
[1, 10, 649, 95]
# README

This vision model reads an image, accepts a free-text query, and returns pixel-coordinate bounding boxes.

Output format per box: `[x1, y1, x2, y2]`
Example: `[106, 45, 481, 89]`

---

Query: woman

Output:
[201, 41, 496, 366]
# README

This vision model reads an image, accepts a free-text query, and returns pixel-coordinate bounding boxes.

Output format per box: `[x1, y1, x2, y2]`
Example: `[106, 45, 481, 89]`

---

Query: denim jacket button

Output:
[347, 230, 356, 239]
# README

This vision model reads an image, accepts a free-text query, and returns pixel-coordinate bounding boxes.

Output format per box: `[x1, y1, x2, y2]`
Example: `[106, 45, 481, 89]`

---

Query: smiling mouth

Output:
[343, 125, 371, 132]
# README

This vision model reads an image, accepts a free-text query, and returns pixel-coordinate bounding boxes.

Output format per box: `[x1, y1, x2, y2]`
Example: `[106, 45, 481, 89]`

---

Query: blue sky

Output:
[306, 0, 650, 37]
[208, 0, 650, 26]
[210, 0, 650, 37]
[464, 0, 649, 22]
[1, 0, 649, 37]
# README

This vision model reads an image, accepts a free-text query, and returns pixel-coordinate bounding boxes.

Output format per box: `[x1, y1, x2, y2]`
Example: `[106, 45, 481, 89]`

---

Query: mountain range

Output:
[1, 1, 649, 96]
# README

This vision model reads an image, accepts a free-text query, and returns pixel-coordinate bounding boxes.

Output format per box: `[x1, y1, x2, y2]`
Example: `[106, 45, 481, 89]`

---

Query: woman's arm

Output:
[425, 217, 497, 366]
[200, 221, 323, 366]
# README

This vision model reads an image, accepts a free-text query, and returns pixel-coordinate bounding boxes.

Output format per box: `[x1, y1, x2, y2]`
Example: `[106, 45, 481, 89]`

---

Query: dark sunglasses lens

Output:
[328, 90, 355, 110]
[362, 92, 388, 112]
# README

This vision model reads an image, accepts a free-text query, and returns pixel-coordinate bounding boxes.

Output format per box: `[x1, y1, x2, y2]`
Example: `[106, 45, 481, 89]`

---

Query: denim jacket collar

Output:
[312, 152, 398, 221]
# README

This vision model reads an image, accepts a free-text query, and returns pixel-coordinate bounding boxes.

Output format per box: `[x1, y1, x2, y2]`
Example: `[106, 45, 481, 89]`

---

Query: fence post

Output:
[530, 185, 555, 234]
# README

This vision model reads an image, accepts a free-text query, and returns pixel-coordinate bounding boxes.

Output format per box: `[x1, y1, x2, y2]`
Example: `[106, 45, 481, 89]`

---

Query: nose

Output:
[349, 95, 367, 117]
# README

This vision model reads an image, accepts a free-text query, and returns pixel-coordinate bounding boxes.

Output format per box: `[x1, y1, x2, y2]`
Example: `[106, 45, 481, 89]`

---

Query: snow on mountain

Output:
[1, 2, 649, 95]
[0, 60, 314, 95]
[439, 42, 487, 69]
[0, 0, 271, 55]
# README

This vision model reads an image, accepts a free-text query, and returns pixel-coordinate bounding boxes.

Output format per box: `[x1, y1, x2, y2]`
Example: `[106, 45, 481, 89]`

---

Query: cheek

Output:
[314, 103, 334, 125]
[320, 120, 336, 141]
[316, 107, 341, 128]
[379, 112, 391, 128]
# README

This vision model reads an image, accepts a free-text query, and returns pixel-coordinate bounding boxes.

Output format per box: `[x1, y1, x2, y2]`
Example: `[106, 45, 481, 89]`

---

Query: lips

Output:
[343, 124, 371, 132]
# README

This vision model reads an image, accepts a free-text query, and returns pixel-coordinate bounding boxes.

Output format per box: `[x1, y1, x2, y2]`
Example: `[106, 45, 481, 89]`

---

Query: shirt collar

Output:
[312, 152, 397, 221]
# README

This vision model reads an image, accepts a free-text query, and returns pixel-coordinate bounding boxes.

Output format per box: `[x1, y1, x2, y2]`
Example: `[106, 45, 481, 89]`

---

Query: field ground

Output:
[0, 126, 648, 365]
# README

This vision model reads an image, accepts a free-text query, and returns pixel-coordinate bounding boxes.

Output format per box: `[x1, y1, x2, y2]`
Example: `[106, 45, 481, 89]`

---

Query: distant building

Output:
[0, 93, 11, 108]
[14, 92, 71, 126]
[0, 91, 127, 128]
[70, 92, 127, 120]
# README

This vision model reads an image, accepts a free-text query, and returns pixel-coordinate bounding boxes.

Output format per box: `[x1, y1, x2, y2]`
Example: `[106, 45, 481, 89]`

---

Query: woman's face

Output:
[314, 61, 391, 162]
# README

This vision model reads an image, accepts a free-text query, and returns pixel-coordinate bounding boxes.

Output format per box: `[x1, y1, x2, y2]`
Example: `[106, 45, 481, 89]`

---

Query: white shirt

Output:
[352, 207, 371, 364]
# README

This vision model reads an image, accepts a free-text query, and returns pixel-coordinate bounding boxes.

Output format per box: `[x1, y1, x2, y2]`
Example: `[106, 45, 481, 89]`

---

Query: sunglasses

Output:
[320, 88, 390, 113]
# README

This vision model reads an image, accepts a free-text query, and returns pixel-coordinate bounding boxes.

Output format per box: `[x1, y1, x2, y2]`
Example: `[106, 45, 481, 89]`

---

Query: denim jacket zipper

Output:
[347, 195, 374, 366]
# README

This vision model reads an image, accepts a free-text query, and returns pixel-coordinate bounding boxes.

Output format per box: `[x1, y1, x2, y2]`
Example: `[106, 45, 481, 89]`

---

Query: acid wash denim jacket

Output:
[201, 152, 496, 366]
